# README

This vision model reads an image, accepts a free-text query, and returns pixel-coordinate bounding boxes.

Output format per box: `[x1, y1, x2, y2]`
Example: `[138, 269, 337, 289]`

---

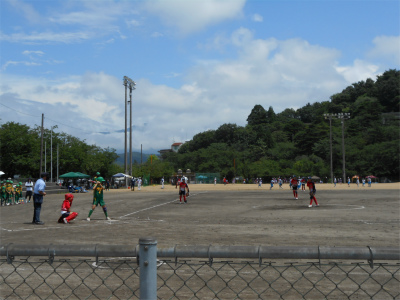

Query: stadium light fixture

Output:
[123, 76, 136, 186]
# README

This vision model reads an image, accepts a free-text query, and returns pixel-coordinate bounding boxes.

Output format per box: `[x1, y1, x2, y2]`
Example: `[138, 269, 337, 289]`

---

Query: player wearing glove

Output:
[58, 193, 78, 223]
[307, 177, 319, 208]
[178, 177, 190, 204]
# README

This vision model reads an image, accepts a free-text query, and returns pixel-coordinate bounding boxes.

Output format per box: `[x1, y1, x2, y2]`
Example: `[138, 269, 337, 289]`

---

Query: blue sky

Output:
[1, 0, 399, 153]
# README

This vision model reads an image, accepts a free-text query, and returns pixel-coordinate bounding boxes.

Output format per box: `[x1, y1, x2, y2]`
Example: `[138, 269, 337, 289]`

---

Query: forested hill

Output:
[162, 69, 400, 182]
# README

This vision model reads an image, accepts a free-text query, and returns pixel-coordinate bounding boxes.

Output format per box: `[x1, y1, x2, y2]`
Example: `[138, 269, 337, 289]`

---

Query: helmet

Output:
[65, 193, 74, 203]
[97, 177, 105, 182]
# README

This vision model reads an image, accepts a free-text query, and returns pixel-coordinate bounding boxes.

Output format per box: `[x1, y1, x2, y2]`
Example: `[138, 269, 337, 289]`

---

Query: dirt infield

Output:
[0, 183, 399, 248]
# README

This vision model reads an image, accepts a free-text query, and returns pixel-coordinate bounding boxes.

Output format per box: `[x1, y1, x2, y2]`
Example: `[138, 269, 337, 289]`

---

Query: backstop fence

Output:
[1, 239, 399, 299]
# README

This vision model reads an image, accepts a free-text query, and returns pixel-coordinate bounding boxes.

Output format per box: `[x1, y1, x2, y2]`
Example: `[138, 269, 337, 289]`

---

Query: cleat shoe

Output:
[87, 217, 90, 221]
[107, 217, 111, 220]
[316, 204, 320, 207]
[184, 201, 187, 204]
[63, 218, 68, 224]
[296, 197, 298, 200]
[308, 205, 312, 208]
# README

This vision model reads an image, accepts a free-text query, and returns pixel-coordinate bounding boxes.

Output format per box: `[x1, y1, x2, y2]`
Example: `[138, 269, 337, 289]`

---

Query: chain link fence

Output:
[1, 242, 399, 299]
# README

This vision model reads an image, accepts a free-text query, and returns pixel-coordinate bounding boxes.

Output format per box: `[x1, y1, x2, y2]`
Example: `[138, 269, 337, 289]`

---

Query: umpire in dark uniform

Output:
[32, 172, 48, 225]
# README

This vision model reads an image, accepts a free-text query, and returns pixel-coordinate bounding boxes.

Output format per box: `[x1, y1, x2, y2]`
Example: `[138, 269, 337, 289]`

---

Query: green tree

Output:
[247, 104, 268, 126]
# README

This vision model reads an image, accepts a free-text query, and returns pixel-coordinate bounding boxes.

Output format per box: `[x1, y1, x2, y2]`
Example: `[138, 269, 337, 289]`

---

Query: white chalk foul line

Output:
[118, 192, 206, 219]
[119, 199, 178, 219]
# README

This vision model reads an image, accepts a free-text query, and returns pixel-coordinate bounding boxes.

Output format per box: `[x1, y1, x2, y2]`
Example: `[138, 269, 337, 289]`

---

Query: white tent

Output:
[111, 173, 132, 178]
[0, 171, 5, 176]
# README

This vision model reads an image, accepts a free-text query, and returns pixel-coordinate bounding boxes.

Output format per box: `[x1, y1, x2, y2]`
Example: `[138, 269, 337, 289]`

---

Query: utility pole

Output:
[324, 113, 351, 183]
[324, 114, 334, 183]
[338, 113, 351, 182]
[40, 114, 44, 177]
[57, 143, 59, 185]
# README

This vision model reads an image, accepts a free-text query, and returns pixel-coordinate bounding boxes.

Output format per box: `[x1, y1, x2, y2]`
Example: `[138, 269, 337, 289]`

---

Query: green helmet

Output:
[97, 177, 105, 182]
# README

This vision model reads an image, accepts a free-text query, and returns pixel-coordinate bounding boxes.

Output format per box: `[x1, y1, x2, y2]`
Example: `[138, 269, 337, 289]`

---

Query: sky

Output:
[1, 0, 399, 154]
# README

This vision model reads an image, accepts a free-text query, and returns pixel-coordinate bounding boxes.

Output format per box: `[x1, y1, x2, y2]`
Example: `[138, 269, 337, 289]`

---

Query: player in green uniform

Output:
[87, 177, 111, 221]
[15, 182, 23, 204]
[5, 180, 14, 205]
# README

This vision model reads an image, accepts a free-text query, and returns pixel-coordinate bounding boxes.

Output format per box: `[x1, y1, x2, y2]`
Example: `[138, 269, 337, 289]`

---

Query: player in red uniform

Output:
[290, 175, 299, 199]
[58, 193, 78, 223]
[178, 177, 190, 204]
[306, 177, 319, 208]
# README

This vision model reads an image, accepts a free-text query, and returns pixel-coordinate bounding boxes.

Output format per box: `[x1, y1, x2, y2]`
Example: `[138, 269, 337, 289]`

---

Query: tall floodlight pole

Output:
[338, 113, 351, 182]
[128, 80, 136, 177]
[123, 75, 135, 186]
[324, 113, 335, 183]
[123, 77, 128, 177]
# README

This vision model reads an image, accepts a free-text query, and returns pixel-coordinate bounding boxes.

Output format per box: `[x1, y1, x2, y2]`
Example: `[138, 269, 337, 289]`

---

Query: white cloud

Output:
[143, 0, 246, 35]
[2, 60, 41, 70]
[336, 59, 380, 84]
[0, 25, 394, 151]
[368, 35, 400, 65]
[22, 50, 44, 56]
[252, 13, 263, 22]
[1, 31, 92, 44]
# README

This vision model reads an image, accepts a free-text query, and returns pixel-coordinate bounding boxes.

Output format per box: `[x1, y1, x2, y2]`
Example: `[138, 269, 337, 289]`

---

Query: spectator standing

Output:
[334, 177, 337, 187]
[161, 177, 165, 189]
[131, 177, 135, 191]
[32, 173, 48, 225]
[301, 178, 306, 191]
[25, 178, 34, 203]
[138, 177, 142, 190]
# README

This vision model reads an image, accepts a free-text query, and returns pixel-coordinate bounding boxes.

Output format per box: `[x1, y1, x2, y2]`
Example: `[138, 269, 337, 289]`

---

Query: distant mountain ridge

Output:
[115, 152, 150, 165]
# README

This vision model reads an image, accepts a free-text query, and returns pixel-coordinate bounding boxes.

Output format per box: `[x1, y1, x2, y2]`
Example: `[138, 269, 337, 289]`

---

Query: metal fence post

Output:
[139, 237, 157, 300]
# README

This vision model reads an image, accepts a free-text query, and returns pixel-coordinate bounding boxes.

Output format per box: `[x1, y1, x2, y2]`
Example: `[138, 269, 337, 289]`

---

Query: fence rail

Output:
[1, 240, 399, 299]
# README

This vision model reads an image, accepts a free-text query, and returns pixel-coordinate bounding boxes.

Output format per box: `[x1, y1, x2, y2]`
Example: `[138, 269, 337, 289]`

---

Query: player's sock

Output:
[313, 197, 318, 205]
[88, 210, 93, 217]
[103, 207, 108, 217]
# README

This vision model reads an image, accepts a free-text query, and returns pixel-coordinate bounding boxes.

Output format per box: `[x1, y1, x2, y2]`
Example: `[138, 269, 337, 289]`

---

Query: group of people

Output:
[334, 177, 373, 187]
[28, 172, 111, 225]
[1, 178, 34, 206]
